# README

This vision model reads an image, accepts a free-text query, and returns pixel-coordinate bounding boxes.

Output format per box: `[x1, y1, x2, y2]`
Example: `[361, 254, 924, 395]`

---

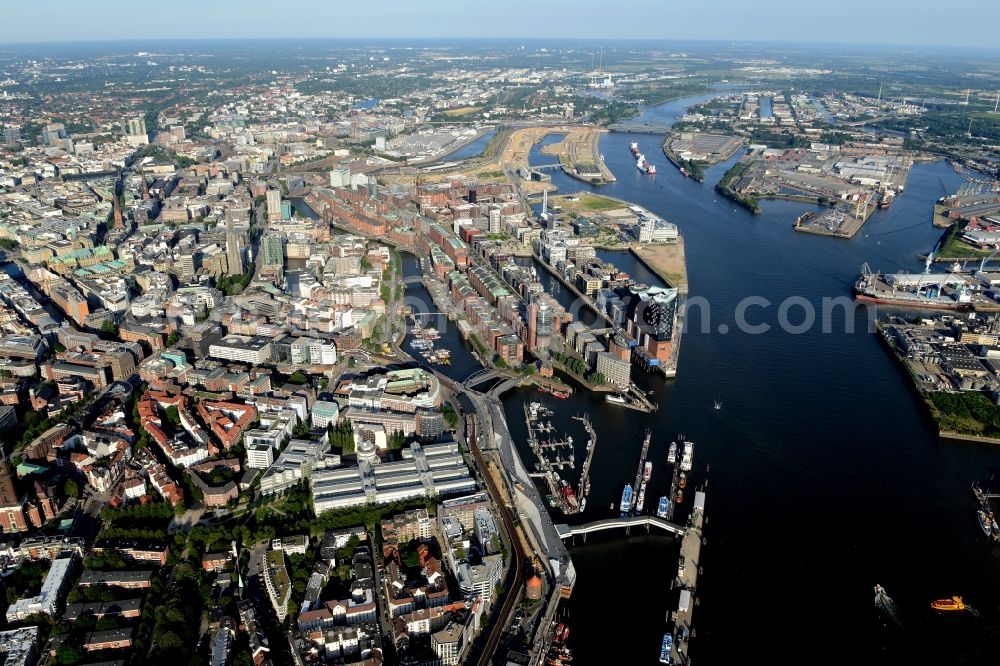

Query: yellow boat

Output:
[930, 596, 965, 612]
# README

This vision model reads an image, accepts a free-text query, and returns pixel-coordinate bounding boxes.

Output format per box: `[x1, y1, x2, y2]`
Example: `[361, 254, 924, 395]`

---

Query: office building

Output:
[208, 335, 272, 365]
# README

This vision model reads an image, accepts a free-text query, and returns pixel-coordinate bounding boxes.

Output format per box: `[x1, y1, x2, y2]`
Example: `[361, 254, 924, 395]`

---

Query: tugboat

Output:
[675, 489, 684, 504]
[930, 596, 965, 612]
[678, 473, 687, 490]
[643, 461, 653, 482]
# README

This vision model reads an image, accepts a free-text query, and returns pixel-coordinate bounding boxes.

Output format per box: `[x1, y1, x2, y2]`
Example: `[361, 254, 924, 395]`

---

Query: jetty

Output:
[625, 429, 653, 515]
[572, 414, 598, 511]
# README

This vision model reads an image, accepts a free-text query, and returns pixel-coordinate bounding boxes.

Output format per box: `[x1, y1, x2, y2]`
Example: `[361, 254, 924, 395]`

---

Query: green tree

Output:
[440, 403, 459, 429]
[63, 478, 79, 500]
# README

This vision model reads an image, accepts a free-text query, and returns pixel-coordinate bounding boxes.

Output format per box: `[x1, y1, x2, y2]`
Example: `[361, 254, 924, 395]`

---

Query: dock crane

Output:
[979, 247, 999, 273]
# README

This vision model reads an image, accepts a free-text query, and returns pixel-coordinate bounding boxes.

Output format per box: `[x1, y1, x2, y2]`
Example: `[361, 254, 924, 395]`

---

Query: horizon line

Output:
[0, 36, 997, 53]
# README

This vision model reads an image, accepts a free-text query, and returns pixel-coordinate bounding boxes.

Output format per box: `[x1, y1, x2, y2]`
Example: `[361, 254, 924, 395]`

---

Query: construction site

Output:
[379, 124, 614, 194]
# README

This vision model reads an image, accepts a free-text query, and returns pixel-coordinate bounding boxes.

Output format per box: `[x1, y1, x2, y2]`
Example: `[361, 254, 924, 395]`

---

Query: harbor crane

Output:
[979, 247, 999, 273]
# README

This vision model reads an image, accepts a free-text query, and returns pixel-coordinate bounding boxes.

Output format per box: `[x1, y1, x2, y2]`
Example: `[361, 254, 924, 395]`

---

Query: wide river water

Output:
[400, 93, 997, 664]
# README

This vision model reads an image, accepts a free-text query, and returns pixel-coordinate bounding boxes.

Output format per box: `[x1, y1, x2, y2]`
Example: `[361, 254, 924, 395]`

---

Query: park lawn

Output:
[576, 193, 622, 211]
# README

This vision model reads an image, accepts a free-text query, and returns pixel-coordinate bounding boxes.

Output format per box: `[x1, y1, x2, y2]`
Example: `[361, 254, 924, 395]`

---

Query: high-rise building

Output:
[329, 167, 351, 188]
[266, 190, 282, 221]
[2, 126, 19, 147]
[122, 117, 149, 146]
[625, 286, 678, 364]
[124, 116, 147, 137]
[40, 123, 66, 147]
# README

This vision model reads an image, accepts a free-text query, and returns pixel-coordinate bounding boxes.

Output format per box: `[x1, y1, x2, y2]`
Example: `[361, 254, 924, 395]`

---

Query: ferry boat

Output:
[620, 484, 634, 516]
[667, 442, 677, 464]
[659, 633, 673, 664]
[656, 496, 670, 518]
[636, 482, 647, 513]
[606, 394, 627, 406]
[643, 461, 653, 482]
[930, 596, 965, 612]
[978, 509, 992, 536]
[680, 441, 694, 472]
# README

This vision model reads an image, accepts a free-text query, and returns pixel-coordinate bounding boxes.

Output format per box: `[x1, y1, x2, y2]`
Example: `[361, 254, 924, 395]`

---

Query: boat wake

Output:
[874, 584, 901, 626]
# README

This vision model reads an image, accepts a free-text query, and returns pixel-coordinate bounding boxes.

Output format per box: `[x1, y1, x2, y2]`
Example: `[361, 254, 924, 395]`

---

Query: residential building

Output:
[5, 555, 76, 621]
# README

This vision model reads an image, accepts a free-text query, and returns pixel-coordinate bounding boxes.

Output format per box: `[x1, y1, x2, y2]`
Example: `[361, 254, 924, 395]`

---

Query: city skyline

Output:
[0, 0, 998, 47]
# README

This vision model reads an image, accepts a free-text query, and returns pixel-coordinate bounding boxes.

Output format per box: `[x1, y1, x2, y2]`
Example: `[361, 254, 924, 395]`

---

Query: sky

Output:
[0, 0, 997, 47]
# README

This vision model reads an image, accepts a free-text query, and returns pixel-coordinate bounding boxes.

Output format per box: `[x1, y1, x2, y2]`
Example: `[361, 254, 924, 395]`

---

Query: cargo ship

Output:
[620, 484, 634, 517]
[854, 264, 975, 311]
[631, 143, 656, 174]
[636, 482, 647, 513]
[930, 596, 965, 612]
[656, 496, 670, 518]
[680, 440, 694, 472]
[643, 461, 653, 482]
[659, 633, 673, 664]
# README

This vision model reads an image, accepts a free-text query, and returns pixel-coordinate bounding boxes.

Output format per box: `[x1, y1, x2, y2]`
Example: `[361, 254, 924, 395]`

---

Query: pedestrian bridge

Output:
[555, 515, 686, 539]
